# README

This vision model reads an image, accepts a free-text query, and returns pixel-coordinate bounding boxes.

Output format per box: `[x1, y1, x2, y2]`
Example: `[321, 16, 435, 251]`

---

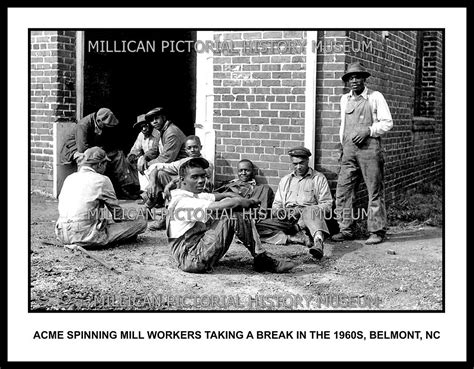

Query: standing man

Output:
[59, 107, 141, 200]
[55, 147, 147, 248]
[256, 147, 333, 260]
[139, 107, 187, 171]
[166, 157, 295, 274]
[332, 62, 393, 245]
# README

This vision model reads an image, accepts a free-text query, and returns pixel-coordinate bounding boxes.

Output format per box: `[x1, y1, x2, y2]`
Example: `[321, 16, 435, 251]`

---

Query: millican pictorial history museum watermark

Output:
[88, 206, 371, 222]
[88, 39, 373, 54]
[90, 292, 384, 310]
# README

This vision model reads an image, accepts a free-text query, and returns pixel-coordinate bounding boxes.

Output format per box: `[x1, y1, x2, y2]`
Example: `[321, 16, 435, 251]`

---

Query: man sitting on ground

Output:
[214, 159, 274, 212]
[166, 157, 296, 274]
[145, 135, 213, 209]
[55, 147, 147, 248]
[256, 146, 333, 260]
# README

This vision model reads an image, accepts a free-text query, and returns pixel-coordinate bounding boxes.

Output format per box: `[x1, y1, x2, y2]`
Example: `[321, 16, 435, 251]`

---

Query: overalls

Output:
[335, 93, 386, 235]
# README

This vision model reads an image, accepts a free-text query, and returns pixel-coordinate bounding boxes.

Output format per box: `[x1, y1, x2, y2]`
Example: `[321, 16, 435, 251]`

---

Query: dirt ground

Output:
[29, 193, 443, 311]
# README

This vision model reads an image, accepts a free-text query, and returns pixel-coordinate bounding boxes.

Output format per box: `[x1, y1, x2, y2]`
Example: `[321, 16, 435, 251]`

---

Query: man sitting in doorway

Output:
[138, 107, 188, 172]
[127, 114, 160, 192]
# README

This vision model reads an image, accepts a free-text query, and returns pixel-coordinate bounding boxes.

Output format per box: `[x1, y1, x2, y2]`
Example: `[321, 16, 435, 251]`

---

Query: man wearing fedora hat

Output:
[127, 114, 160, 191]
[332, 62, 393, 245]
[255, 146, 333, 260]
[138, 107, 188, 171]
[55, 147, 147, 248]
[59, 107, 141, 200]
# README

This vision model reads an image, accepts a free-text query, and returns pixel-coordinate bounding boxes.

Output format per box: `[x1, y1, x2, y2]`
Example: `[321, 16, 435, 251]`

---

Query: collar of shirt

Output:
[79, 166, 98, 174]
[349, 86, 369, 100]
[170, 188, 200, 199]
[290, 167, 314, 179]
[160, 120, 172, 133]
[230, 178, 256, 186]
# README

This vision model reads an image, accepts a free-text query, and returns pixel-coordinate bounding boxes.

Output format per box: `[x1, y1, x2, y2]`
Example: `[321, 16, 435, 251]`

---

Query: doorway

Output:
[83, 29, 197, 151]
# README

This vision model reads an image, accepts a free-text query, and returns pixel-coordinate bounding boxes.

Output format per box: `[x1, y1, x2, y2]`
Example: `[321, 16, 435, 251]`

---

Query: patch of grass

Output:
[387, 180, 443, 227]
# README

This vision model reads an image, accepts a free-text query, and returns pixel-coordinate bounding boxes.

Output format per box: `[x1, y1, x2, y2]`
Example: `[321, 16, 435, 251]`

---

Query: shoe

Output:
[331, 232, 354, 242]
[148, 218, 166, 231]
[365, 233, 384, 245]
[288, 231, 313, 247]
[309, 238, 324, 260]
[254, 253, 296, 273]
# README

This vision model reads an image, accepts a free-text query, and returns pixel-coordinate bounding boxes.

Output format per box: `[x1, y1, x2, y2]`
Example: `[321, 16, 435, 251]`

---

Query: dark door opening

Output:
[83, 29, 197, 151]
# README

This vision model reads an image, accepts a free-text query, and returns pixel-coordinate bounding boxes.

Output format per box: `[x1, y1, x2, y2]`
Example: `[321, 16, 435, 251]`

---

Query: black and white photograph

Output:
[7, 6, 467, 363]
[29, 28, 445, 312]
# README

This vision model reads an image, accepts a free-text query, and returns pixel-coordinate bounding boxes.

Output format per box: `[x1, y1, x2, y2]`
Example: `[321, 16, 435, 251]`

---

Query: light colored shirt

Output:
[339, 87, 393, 144]
[129, 131, 159, 157]
[273, 168, 333, 213]
[167, 189, 216, 239]
[57, 166, 122, 222]
[145, 155, 214, 179]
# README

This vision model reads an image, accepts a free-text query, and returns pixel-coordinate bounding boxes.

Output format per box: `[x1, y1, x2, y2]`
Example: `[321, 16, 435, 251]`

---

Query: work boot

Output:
[309, 238, 324, 260]
[253, 253, 296, 273]
[365, 233, 384, 245]
[331, 232, 354, 242]
[287, 231, 313, 247]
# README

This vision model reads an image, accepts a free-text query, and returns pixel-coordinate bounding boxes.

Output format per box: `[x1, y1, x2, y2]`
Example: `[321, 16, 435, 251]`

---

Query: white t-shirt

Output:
[167, 189, 216, 238]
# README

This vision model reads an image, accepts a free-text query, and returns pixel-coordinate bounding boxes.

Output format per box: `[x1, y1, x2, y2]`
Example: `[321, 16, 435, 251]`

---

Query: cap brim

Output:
[342, 72, 371, 82]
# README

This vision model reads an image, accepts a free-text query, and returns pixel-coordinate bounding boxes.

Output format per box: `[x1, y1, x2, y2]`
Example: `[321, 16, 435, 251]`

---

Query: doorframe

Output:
[304, 31, 318, 169]
[195, 31, 216, 181]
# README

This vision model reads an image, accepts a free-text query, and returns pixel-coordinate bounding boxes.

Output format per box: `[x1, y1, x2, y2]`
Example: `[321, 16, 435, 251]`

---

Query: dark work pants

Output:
[335, 138, 386, 235]
[170, 213, 265, 273]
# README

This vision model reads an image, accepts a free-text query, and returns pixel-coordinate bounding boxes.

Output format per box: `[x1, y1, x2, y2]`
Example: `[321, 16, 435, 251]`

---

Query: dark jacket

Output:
[59, 113, 119, 163]
[144, 121, 187, 165]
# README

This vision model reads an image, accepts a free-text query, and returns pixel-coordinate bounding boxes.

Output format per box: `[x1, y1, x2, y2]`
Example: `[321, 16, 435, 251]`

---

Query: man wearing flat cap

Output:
[333, 62, 393, 245]
[127, 114, 160, 191]
[59, 107, 141, 200]
[55, 147, 147, 248]
[165, 157, 295, 274]
[255, 146, 333, 260]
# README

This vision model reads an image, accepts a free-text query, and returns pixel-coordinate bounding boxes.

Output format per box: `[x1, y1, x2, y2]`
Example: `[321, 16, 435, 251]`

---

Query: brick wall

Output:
[29, 29, 443, 203]
[411, 30, 443, 192]
[342, 30, 443, 204]
[212, 31, 307, 188]
[30, 31, 76, 194]
[314, 31, 347, 189]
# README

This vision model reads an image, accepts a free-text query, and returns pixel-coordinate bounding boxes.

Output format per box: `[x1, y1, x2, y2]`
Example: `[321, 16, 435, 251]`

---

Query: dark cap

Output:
[341, 62, 371, 82]
[96, 108, 119, 127]
[81, 147, 111, 165]
[133, 114, 147, 128]
[288, 146, 312, 158]
[145, 107, 167, 122]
